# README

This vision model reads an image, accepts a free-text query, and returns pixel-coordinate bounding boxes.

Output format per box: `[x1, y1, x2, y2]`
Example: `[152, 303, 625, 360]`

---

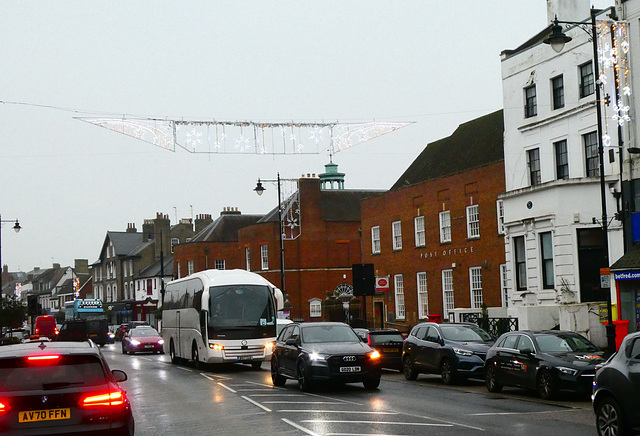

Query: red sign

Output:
[376, 277, 389, 291]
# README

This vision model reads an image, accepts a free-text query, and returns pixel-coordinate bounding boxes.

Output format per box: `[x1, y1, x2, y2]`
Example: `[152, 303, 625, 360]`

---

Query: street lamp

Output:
[254, 174, 287, 303]
[0, 215, 21, 304]
[543, 7, 616, 352]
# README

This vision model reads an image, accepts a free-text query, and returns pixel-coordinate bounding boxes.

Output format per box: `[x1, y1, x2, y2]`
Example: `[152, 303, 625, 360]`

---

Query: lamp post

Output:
[254, 174, 286, 302]
[544, 7, 616, 352]
[0, 215, 21, 304]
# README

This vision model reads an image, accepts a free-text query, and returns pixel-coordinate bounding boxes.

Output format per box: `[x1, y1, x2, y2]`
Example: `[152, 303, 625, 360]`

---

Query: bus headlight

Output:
[264, 342, 274, 349]
[209, 343, 224, 351]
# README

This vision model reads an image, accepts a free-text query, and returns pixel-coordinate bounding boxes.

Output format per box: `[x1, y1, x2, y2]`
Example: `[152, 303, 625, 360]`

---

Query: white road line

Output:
[281, 418, 320, 436]
[245, 381, 275, 388]
[217, 382, 237, 393]
[301, 420, 453, 427]
[249, 394, 306, 397]
[176, 366, 192, 372]
[242, 395, 271, 412]
[263, 401, 344, 405]
[399, 411, 485, 432]
[469, 409, 581, 416]
[278, 410, 399, 415]
[325, 434, 406, 436]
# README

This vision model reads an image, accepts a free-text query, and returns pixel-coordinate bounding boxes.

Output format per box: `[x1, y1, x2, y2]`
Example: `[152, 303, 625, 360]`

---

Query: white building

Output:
[499, 0, 628, 340]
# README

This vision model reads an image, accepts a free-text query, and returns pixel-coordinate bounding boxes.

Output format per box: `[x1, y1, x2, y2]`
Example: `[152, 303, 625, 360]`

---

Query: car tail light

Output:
[0, 400, 9, 414]
[367, 337, 372, 346]
[81, 389, 126, 408]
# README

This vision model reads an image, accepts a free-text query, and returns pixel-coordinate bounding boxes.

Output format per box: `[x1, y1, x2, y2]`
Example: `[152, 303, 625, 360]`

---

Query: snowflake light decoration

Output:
[612, 99, 631, 126]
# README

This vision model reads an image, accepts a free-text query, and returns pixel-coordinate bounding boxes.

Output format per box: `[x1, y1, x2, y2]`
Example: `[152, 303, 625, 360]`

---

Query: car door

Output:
[409, 326, 428, 369]
[423, 326, 443, 372]
[511, 335, 538, 389]
[276, 325, 294, 376]
[493, 333, 520, 385]
[627, 336, 640, 426]
[283, 325, 301, 376]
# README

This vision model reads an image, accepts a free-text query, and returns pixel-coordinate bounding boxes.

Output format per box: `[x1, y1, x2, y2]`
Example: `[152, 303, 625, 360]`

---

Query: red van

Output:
[34, 315, 58, 339]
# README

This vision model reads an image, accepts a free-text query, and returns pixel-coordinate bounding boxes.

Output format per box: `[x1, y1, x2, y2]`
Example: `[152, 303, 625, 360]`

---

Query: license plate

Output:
[237, 356, 252, 361]
[19, 408, 71, 423]
[340, 366, 361, 373]
[383, 348, 399, 353]
[145, 345, 154, 348]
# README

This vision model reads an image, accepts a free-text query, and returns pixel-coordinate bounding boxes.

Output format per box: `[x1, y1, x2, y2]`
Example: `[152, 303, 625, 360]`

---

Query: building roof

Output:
[137, 254, 174, 278]
[107, 231, 144, 256]
[390, 110, 504, 190]
[610, 243, 640, 271]
[190, 214, 264, 243]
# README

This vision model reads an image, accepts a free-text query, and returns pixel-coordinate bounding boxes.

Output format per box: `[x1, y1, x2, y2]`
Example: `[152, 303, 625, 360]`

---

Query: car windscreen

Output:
[301, 325, 360, 343]
[535, 334, 600, 353]
[440, 325, 492, 342]
[369, 333, 405, 344]
[130, 328, 160, 337]
[0, 355, 107, 392]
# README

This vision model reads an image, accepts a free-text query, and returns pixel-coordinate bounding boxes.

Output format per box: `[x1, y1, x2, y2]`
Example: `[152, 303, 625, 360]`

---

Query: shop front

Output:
[610, 246, 640, 336]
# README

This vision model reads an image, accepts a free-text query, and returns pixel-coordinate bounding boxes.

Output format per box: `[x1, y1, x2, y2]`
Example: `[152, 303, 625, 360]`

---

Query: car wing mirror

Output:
[285, 338, 298, 346]
[520, 348, 534, 355]
[112, 369, 128, 382]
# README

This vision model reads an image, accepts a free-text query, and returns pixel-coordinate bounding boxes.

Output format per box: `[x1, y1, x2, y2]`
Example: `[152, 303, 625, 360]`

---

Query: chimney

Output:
[74, 259, 89, 275]
[126, 223, 137, 233]
[142, 219, 155, 241]
[546, 0, 590, 24]
[154, 213, 171, 260]
[53, 263, 61, 269]
[195, 214, 213, 233]
[220, 207, 241, 216]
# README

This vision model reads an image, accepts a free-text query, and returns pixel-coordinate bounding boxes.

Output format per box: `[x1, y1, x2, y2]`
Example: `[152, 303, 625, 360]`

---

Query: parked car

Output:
[0, 330, 29, 345]
[402, 322, 494, 384]
[271, 322, 382, 391]
[0, 340, 134, 435]
[33, 315, 59, 340]
[122, 326, 164, 355]
[354, 328, 405, 370]
[484, 330, 604, 400]
[592, 331, 640, 436]
[57, 318, 109, 346]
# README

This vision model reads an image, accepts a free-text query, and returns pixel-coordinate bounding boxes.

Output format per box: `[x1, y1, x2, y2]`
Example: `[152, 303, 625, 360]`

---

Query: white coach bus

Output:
[162, 269, 284, 369]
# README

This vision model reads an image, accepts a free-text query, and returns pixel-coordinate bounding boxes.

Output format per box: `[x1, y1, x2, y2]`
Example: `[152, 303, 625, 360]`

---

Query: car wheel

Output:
[271, 357, 286, 387]
[170, 340, 178, 364]
[363, 377, 380, 390]
[537, 369, 556, 400]
[485, 364, 503, 393]
[403, 355, 418, 380]
[297, 361, 313, 392]
[192, 342, 202, 370]
[596, 396, 625, 436]
[440, 358, 457, 385]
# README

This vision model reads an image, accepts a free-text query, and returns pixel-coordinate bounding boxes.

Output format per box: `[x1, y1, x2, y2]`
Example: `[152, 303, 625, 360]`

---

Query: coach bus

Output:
[162, 269, 284, 369]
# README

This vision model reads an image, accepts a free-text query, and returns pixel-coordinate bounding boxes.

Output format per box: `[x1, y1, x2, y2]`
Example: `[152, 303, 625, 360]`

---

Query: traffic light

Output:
[352, 263, 375, 296]
[27, 295, 37, 316]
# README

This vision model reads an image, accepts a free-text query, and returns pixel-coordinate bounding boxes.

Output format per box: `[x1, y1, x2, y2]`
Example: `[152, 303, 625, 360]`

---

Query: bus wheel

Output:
[170, 340, 178, 364]
[192, 342, 202, 370]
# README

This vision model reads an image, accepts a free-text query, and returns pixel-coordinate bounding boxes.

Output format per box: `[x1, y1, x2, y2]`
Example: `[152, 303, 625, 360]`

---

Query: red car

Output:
[121, 327, 164, 355]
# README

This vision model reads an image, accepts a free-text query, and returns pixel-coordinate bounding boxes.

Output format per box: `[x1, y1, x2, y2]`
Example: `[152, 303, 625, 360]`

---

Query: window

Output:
[469, 267, 483, 309]
[171, 238, 179, 253]
[187, 260, 194, 276]
[466, 205, 480, 239]
[394, 274, 405, 320]
[497, 200, 505, 235]
[540, 232, 554, 289]
[417, 272, 428, 319]
[524, 84, 537, 118]
[555, 140, 569, 180]
[146, 279, 153, 296]
[442, 269, 454, 318]
[528, 148, 541, 186]
[439, 211, 451, 243]
[500, 264, 508, 307]
[514, 236, 527, 292]
[309, 299, 321, 318]
[176, 262, 181, 279]
[580, 61, 595, 98]
[551, 75, 564, 109]
[414, 216, 425, 247]
[584, 131, 599, 177]
[245, 247, 251, 271]
[392, 221, 402, 250]
[261, 245, 269, 270]
[371, 226, 381, 254]
[215, 259, 225, 270]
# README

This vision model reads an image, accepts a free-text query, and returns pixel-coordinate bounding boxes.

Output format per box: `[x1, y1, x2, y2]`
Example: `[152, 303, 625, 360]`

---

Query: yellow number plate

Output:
[19, 408, 71, 423]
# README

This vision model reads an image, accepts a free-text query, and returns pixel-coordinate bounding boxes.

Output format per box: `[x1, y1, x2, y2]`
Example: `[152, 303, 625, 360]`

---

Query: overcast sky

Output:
[0, 1, 612, 272]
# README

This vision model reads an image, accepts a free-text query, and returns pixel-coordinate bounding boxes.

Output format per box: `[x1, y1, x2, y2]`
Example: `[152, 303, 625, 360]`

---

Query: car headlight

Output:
[158, 339, 165, 345]
[309, 352, 327, 361]
[556, 366, 578, 376]
[130, 339, 141, 346]
[453, 348, 473, 357]
[368, 350, 381, 360]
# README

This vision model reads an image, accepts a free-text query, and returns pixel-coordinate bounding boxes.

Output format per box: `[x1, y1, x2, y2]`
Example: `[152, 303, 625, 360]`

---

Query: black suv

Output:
[0, 340, 134, 435]
[57, 319, 109, 347]
[592, 331, 640, 436]
[402, 322, 494, 384]
[354, 328, 405, 370]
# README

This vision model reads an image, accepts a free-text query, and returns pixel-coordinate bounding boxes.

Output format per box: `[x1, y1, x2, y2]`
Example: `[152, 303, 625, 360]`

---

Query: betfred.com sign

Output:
[376, 276, 389, 292]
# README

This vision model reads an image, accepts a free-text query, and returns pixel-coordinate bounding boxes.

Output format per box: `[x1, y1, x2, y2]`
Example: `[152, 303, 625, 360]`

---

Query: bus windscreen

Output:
[208, 285, 275, 329]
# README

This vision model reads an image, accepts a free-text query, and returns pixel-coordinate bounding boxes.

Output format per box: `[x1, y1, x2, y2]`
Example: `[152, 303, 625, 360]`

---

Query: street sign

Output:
[600, 268, 611, 289]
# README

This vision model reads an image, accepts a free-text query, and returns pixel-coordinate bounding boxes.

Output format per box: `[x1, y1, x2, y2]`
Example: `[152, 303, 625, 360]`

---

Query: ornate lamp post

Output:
[0, 215, 21, 304]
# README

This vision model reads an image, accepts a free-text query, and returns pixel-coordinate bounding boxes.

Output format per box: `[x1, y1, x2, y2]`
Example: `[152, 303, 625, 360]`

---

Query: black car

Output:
[402, 322, 494, 384]
[484, 330, 604, 400]
[271, 322, 382, 391]
[592, 331, 640, 436]
[0, 340, 134, 435]
[57, 319, 109, 347]
[354, 328, 405, 370]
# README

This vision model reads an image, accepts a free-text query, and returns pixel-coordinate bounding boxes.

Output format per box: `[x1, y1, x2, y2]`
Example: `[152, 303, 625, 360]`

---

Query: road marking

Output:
[469, 409, 581, 416]
[242, 396, 271, 412]
[325, 434, 406, 436]
[278, 410, 399, 415]
[245, 381, 274, 388]
[176, 366, 192, 372]
[281, 418, 320, 436]
[262, 401, 344, 405]
[199, 373, 231, 381]
[249, 394, 306, 397]
[301, 420, 453, 427]
[217, 382, 237, 393]
[399, 411, 485, 431]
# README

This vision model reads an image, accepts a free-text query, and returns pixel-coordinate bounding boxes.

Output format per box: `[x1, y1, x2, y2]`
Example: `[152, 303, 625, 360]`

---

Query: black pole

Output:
[277, 173, 286, 299]
[160, 230, 165, 307]
[591, 8, 617, 352]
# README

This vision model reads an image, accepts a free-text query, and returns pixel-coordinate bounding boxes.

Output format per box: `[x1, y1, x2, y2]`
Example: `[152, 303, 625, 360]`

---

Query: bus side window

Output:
[200, 311, 207, 342]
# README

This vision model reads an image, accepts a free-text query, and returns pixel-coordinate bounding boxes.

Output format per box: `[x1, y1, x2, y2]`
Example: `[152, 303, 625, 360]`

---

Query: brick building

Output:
[360, 110, 506, 329]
